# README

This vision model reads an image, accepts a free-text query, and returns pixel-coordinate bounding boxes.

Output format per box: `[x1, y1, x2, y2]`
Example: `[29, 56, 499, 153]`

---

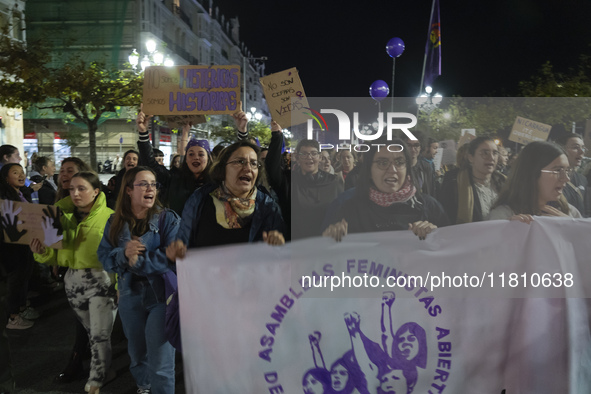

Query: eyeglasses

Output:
[566, 145, 588, 153]
[133, 181, 161, 190]
[540, 168, 572, 179]
[227, 159, 261, 169]
[298, 151, 320, 159]
[477, 149, 500, 158]
[373, 158, 407, 171]
[406, 143, 421, 150]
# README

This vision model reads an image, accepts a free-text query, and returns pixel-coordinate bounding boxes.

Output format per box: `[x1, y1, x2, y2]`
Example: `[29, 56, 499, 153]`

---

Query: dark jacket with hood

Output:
[137, 134, 207, 216]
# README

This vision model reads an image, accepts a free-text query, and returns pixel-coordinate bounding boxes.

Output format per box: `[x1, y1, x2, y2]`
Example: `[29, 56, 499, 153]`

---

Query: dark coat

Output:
[265, 131, 291, 239]
[176, 183, 284, 246]
[291, 169, 343, 240]
[334, 192, 449, 234]
[137, 139, 206, 216]
[439, 168, 505, 224]
[564, 171, 590, 217]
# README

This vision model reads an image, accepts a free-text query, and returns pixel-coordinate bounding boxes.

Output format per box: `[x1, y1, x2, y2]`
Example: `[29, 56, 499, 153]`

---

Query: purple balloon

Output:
[369, 80, 389, 101]
[386, 37, 405, 58]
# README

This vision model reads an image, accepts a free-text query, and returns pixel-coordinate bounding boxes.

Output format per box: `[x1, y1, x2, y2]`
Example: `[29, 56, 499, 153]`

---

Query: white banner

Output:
[178, 218, 591, 394]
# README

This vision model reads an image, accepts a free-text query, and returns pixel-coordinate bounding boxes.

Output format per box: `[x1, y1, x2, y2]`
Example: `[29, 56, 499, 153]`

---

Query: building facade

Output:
[0, 0, 26, 157]
[23, 0, 268, 168]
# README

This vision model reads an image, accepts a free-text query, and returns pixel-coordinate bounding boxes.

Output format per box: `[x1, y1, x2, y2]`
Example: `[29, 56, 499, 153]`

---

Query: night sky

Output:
[215, 0, 591, 98]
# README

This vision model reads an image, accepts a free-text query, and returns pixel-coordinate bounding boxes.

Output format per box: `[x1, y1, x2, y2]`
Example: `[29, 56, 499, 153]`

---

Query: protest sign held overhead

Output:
[161, 114, 206, 128]
[509, 116, 551, 145]
[260, 67, 309, 128]
[0, 200, 63, 249]
[142, 65, 240, 116]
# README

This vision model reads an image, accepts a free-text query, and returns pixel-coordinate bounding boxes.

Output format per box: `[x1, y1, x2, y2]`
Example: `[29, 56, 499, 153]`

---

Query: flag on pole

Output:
[423, 0, 441, 90]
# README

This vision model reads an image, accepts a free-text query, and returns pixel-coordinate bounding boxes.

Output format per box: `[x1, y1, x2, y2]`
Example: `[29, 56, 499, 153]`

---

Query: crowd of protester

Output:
[0, 108, 589, 393]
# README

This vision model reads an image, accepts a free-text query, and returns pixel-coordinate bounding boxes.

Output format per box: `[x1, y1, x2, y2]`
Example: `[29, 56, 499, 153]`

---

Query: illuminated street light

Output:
[130, 39, 174, 72]
[164, 57, 174, 67]
[146, 39, 157, 54]
[140, 56, 151, 72]
[153, 52, 164, 65]
[128, 49, 139, 69]
[416, 87, 443, 115]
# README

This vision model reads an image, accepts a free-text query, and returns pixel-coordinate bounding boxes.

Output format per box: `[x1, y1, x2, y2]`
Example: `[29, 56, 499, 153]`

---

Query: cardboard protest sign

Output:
[457, 132, 475, 147]
[433, 147, 443, 171]
[142, 65, 240, 116]
[438, 139, 457, 166]
[161, 115, 207, 128]
[0, 200, 63, 249]
[509, 116, 551, 145]
[260, 67, 309, 128]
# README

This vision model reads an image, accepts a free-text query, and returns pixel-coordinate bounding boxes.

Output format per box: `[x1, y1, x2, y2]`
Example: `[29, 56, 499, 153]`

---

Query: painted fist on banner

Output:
[344, 312, 361, 335]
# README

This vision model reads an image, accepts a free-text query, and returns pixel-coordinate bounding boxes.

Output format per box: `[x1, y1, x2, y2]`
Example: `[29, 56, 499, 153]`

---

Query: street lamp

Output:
[145, 39, 157, 54]
[129, 39, 175, 71]
[128, 49, 139, 69]
[246, 107, 262, 122]
[243, 56, 267, 110]
[416, 86, 442, 115]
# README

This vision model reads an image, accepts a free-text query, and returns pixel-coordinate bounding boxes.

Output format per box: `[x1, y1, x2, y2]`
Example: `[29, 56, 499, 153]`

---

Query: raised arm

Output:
[177, 123, 190, 154]
[265, 122, 285, 192]
[308, 332, 326, 370]
[381, 292, 396, 358]
[136, 105, 171, 185]
[233, 101, 249, 141]
[345, 312, 380, 393]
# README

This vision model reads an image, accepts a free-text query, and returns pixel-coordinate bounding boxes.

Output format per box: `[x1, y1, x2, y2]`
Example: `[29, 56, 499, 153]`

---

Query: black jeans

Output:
[4, 245, 34, 316]
[0, 278, 16, 391]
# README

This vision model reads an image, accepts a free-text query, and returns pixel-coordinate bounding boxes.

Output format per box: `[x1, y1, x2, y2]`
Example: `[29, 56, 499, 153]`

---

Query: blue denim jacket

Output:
[98, 209, 181, 301]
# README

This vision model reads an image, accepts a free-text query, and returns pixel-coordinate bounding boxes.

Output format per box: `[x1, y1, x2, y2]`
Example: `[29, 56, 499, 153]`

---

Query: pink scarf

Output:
[369, 176, 416, 207]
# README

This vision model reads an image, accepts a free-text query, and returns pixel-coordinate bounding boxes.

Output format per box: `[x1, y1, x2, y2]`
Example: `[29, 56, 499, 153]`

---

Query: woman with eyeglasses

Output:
[488, 141, 582, 222]
[555, 133, 590, 217]
[439, 136, 506, 224]
[323, 138, 448, 241]
[173, 140, 285, 252]
[30, 171, 116, 394]
[98, 166, 179, 394]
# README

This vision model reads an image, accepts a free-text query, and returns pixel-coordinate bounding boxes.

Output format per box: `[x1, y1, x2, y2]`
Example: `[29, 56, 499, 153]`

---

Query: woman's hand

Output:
[271, 121, 282, 132]
[30, 238, 46, 254]
[509, 214, 534, 224]
[263, 230, 285, 246]
[322, 219, 348, 242]
[232, 101, 248, 133]
[166, 240, 187, 261]
[125, 237, 145, 267]
[136, 104, 154, 134]
[408, 221, 437, 240]
[540, 205, 569, 217]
